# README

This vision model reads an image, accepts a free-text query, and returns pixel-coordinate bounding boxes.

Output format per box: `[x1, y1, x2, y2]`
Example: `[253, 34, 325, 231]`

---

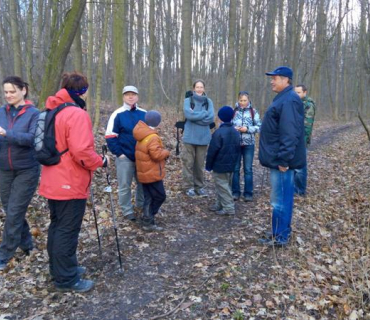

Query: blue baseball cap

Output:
[265, 66, 293, 79]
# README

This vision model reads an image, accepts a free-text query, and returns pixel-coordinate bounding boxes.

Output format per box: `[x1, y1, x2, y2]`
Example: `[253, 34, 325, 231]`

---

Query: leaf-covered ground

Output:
[0, 108, 369, 320]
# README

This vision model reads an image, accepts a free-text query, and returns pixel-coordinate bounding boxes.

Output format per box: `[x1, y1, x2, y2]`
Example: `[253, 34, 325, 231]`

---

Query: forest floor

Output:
[0, 110, 369, 320]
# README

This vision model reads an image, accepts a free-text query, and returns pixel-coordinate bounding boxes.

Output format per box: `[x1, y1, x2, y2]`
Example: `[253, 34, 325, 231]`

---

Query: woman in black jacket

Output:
[0, 76, 40, 271]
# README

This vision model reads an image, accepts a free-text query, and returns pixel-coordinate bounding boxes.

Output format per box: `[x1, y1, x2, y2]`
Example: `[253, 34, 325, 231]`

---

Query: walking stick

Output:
[90, 185, 102, 256]
[102, 145, 123, 273]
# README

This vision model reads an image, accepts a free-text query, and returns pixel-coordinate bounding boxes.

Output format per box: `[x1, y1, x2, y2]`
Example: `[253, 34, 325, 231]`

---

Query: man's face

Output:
[123, 92, 139, 106]
[270, 76, 289, 93]
[294, 86, 307, 99]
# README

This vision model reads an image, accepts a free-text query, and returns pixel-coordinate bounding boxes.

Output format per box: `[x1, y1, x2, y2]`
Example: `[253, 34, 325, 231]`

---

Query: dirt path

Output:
[0, 121, 360, 320]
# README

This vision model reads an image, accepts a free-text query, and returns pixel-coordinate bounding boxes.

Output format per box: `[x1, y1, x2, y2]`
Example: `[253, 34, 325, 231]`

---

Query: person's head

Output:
[238, 91, 250, 108]
[218, 106, 234, 123]
[145, 110, 161, 128]
[265, 66, 293, 93]
[294, 84, 307, 99]
[192, 79, 206, 96]
[2, 76, 29, 108]
[122, 85, 139, 106]
[61, 72, 89, 100]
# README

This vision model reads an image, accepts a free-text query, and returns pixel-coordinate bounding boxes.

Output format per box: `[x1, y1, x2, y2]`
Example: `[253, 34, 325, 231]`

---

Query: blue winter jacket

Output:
[0, 103, 40, 170]
[205, 122, 240, 173]
[105, 103, 146, 161]
[258, 86, 306, 170]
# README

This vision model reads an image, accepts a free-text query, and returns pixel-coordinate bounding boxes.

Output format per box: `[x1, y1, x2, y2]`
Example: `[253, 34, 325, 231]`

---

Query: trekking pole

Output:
[102, 145, 123, 273]
[90, 185, 102, 256]
[260, 166, 267, 193]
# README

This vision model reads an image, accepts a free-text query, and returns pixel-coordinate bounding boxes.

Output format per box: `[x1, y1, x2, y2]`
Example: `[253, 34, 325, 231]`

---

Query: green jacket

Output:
[302, 96, 316, 146]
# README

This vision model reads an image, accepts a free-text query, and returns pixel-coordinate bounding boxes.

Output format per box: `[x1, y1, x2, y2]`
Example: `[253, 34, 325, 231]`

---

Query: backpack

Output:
[34, 102, 78, 166]
[175, 91, 215, 155]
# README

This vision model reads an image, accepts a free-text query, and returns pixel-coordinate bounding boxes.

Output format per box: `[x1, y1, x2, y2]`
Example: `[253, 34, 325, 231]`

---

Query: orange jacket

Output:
[39, 89, 103, 200]
[133, 121, 170, 184]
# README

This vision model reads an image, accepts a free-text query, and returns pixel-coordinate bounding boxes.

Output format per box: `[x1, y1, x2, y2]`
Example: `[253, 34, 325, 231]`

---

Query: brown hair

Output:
[2, 76, 29, 98]
[192, 79, 206, 89]
[61, 72, 88, 91]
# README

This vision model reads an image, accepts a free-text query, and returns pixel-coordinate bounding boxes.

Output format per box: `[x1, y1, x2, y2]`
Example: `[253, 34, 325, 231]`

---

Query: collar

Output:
[273, 85, 293, 101]
[123, 102, 137, 111]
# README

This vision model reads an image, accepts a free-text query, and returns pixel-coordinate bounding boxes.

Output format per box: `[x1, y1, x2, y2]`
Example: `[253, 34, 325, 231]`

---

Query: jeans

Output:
[115, 156, 144, 216]
[181, 143, 208, 191]
[294, 165, 307, 195]
[0, 166, 40, 261]
[232, 145, 254, 197]
[213, 172, 234, 212]
[47, 199, 86, 288]
[270, 169, 294, 242]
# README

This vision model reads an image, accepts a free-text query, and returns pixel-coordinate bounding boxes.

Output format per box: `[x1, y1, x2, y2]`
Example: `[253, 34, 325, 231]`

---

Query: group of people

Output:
[0, 65, 315, 293]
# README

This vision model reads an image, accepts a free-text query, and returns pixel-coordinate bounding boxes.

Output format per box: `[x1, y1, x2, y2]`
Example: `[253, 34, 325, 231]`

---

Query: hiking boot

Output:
[195, 188, 208, 197]
[242, 195, 253, 202]
[0, 259, 9, 271]
[215, 209, 235, 216]
[258, 237, 289, 247]
[233, 194, 240, 201]
[186, 189, 197, 197]
[23, 249, 32, 256]
[125, 213, 136, 221]
[55, 279, 94, 293]
[142, 224, 164, 232]
[209, 204, 222, 212]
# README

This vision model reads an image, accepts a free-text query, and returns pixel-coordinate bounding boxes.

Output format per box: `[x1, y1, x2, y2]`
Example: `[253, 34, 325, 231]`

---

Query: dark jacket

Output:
[206, 122, 240, 173]
[0, 102, 39, 170]
[258, 86, 306, 169]
[105, 103, 146, 161]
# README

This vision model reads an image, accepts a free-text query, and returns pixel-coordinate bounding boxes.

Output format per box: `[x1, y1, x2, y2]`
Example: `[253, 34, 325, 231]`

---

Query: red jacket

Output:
[39, 89, 103, 200]
[133, 121, 170, 184]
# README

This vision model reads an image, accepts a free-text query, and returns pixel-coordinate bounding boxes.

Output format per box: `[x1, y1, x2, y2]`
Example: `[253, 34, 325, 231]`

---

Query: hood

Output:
[133, 120, 157, 141]
[45, 88, 74, 110]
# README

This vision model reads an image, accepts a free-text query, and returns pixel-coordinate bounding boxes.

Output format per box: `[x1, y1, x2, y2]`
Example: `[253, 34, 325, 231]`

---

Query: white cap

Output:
[122, 85, 139, 94]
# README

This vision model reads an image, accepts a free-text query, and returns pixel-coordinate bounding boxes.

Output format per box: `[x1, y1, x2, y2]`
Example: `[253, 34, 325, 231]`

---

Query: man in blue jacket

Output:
[105, 86, 146, 221]
[258, 66, 306, 247]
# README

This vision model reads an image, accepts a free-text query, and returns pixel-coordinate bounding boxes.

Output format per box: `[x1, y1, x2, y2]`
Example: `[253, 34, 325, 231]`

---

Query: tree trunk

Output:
[182, 0, 192, 91]
[112, 0, 125, 106]
[72, 25, 83, 72]
[9, 0, 23, 77]
[39, 0, 87, 106]
[86, 1, 94, 115]
[26, 1, 34, 90]
[94, 0, 110, 132]
[148, 0, 155, 107]
[226, 0, 237, 105]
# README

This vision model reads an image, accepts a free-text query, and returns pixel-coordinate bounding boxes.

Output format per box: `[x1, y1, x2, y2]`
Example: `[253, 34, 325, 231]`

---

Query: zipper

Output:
[5, 106, 28, 170]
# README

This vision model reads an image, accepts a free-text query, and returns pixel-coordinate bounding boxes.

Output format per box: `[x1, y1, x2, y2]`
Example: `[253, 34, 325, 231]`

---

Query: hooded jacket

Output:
[39, 89, 103, 200]
[0, 101, 39, 170]
[133, 120, 170, 184]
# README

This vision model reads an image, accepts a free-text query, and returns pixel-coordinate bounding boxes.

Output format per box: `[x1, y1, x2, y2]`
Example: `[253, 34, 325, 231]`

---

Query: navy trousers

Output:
[142, 180, 166, 225]
[47, 199, 86, 288]
[0, 166, 40, 261]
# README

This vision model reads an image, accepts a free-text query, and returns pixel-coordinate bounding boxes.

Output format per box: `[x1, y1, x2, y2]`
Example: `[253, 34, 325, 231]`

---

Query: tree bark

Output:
[148, 0, 155, 106]
[39, 0, 87, 106]
[226, 0, 237, 105]
[9, 0, 23, 77]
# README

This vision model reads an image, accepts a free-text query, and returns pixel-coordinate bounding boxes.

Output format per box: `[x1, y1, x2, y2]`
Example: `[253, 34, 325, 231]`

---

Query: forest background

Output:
[0, 0, 369, 127]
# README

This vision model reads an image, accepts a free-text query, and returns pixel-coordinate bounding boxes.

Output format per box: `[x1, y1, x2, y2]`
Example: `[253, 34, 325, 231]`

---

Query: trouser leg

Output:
[115, 156, 135, 216]
[0, 166, 39, 261]
[194, 145, 207, 191]
[213, 172, 234, 212]
[142, 181, 166, 225]
[182, 143, 196, 190]
[231, 152, 242, 196]
[47, 199, 86, 288]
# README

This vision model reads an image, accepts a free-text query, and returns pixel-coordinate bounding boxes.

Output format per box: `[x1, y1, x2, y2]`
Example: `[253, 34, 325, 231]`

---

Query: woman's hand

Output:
[235, 126, 248, 133]
[0, 126, 6, 136]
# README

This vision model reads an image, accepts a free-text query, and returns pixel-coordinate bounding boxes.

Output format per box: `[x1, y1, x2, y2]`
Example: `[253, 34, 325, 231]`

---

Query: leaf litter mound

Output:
[0, 113, 369, 320]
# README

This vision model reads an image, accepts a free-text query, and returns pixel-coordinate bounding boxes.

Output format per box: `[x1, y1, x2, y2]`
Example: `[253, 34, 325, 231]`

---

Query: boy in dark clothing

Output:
[206, 106, 240, 215]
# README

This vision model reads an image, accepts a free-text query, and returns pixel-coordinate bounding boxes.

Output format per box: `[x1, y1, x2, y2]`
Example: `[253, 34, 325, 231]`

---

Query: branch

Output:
[358, 112, 370, 142]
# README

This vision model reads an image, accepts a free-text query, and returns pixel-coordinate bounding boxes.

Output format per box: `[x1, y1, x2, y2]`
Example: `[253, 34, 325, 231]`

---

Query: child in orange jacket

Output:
[133, 111, 170, 231]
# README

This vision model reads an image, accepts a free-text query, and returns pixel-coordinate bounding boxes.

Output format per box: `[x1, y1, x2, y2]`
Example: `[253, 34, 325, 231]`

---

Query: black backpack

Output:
[34, 102, 78, 166]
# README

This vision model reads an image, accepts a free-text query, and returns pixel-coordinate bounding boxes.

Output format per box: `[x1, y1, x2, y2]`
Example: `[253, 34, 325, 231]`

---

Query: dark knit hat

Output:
[145, 110, 161, 127]
[218, 106, 234, 123]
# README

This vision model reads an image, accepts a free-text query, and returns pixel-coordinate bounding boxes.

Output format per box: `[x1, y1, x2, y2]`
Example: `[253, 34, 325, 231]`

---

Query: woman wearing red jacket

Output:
[39, 72, 108, 293]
